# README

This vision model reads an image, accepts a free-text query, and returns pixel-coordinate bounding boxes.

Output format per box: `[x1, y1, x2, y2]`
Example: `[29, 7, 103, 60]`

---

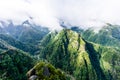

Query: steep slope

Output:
[82, 24, 120, 48]
[38, 31, 58, 52]
[0, 49, 35, 80]
[40, 29, 120, 80]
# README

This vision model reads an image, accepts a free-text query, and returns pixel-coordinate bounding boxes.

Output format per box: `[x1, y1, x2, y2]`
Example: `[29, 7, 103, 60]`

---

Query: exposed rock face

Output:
[43, 66, 50, 77]
[29, 75, 38, 80]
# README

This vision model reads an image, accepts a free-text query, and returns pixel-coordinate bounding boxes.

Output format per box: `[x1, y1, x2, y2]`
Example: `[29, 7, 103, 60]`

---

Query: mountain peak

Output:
[59, 29, 81, 38]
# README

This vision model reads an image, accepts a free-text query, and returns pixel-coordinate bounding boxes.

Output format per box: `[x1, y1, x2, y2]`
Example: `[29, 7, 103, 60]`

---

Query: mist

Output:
[0, 0, 120, 30]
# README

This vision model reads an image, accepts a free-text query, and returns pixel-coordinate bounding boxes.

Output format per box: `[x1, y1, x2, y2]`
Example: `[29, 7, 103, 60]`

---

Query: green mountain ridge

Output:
[39, 29, 120, 80]
[0, 25, 120, 80]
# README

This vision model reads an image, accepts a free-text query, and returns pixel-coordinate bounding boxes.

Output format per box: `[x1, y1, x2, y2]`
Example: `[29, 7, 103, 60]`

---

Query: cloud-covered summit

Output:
[0, 0, 120, 30]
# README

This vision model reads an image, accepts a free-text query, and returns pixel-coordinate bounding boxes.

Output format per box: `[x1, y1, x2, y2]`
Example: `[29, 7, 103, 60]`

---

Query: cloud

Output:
[0, 0, 62, 30]
[0, 0, 120, 30]
[52, 0, 120, 27]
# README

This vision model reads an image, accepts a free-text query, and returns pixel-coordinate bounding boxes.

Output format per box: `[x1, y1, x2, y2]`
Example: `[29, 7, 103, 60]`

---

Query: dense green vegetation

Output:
[0, 49, 35, 80]
[0, 24, 120, 80]
[40, 29, 120, 80]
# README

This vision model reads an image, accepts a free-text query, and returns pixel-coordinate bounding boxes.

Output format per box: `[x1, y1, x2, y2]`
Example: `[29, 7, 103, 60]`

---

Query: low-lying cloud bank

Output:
[0, 0, 120, 30]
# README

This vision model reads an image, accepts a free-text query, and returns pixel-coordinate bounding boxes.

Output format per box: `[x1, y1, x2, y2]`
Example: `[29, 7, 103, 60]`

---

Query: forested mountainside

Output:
[0, 24, 120, 80]
[82, 24, 120, 48]
[39, 29, 120, 80]
[0, 49, 35, 80]
[1, 0, 120, 79]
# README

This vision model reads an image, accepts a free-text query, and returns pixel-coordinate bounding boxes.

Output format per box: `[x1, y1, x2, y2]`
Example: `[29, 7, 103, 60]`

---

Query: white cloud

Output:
[0, 0, 120, 30]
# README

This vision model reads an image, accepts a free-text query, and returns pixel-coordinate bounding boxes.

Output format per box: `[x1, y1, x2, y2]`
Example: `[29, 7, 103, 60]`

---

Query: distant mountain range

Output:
[0, 21, 120, 80]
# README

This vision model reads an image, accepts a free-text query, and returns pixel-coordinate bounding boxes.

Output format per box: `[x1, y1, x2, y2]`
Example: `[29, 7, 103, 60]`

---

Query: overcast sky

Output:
[0, 0, 120, 30]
